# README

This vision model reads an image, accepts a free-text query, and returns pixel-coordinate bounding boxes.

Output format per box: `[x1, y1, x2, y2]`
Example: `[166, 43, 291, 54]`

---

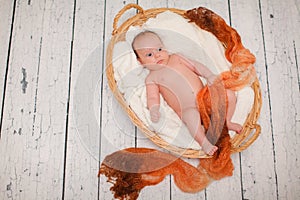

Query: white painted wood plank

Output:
[295, 40, 300, 91]
[63, 0, 105, 199]
[167, 0, 230, 21]
[260, 0, 300, 199]
[0, 0, 14, 127]
[0, 1, 49, 198]
[0, 0, 74, 199]
[138, 0, 167, 9]
[99, 1, 139, 199]
[129, 1, 175, 199]
[100, 0, 138, 158]
[229, 0, 278, 199]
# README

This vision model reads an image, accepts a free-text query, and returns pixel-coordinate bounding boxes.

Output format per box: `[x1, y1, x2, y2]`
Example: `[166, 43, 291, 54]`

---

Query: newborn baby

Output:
[132, 31, 242, 155]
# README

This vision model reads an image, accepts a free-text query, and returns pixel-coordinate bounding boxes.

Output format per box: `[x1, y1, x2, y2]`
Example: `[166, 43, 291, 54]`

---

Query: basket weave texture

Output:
[106, 4, 262, 158]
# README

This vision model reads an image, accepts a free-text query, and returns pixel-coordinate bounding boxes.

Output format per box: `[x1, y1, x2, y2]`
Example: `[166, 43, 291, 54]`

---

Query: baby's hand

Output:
[207, 74, 217, 86]
[149, 105, 160, 123]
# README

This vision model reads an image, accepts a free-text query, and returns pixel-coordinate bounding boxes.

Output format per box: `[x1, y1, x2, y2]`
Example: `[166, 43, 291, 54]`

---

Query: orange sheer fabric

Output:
[186, 7, 256, 92]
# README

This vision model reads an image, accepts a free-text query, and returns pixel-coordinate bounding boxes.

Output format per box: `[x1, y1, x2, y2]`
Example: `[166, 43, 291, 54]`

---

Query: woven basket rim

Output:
[106, 3, 262, 158]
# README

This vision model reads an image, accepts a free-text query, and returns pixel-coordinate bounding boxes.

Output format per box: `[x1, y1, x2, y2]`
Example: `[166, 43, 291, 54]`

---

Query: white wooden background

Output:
[0, 0, 299, 199]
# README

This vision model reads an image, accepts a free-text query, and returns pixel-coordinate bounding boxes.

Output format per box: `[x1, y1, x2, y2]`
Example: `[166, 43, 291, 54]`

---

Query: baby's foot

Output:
[201, 137, 218, 156]
[227, 122, 243, 134]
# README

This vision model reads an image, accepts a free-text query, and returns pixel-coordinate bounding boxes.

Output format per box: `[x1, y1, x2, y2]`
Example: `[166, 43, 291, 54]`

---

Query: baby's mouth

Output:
[157, 60, 164, 64]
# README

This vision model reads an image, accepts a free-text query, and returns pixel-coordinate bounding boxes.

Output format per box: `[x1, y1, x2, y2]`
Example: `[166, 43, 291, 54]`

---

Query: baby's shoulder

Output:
[170, 53, 182, 60]
[145, 72, 156, 83]
[170, 53, 190, 63]
[145, 69, 166, 83]
[171, 53, 195, 67]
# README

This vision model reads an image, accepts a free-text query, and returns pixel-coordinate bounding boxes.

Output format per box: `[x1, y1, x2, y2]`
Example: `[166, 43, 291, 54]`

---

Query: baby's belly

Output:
[156, 67, 204, 117]
[159, 86, 197, 118]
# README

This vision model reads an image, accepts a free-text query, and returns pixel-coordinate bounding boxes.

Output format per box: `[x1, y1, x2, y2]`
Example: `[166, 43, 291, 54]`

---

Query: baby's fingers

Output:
[151, 111, 160, 123]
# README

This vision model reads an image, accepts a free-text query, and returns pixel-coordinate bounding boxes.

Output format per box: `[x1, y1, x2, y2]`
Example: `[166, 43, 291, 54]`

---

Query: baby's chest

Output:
[155, 69, 184, 85]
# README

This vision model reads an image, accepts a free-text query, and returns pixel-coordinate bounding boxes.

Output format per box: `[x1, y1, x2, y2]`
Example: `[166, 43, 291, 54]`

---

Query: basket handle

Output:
[112, 3, 145, 35]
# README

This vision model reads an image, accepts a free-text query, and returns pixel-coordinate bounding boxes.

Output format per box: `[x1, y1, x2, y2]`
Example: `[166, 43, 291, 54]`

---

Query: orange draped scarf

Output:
[99, 7, 256, 200]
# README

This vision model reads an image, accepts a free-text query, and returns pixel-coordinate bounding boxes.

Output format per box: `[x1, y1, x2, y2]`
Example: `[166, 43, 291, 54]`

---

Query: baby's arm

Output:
[177, 54, 217, 85]
[145, 76, 160, 122]
[193, 61, 216, 84]
[194, 61, 218, 85]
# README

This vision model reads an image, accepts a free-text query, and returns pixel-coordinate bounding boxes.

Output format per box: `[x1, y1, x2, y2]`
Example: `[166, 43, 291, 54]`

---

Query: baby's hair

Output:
[131, 30, 162, 58]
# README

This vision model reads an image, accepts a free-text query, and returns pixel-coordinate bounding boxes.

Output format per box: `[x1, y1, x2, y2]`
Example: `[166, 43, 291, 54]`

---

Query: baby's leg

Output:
[226, 90, 243, 133]
[182, 108, 218, 156]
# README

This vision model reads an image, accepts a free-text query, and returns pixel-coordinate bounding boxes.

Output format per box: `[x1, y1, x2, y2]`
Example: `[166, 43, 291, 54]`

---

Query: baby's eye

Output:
[146, 53, 153, 57]
[158, 48, 162, 51]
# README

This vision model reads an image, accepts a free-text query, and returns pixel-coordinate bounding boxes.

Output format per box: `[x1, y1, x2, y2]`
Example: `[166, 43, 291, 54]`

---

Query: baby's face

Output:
[133, 33, 169, 67]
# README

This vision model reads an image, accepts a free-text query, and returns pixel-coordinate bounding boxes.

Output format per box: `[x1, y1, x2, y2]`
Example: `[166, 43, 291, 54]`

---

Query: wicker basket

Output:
[106, 4, 262, 158]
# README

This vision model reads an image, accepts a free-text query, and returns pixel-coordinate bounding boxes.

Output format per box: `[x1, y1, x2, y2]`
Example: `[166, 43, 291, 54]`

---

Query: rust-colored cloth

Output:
[99, 148, 212, 199]
[187, 6, 256, 145]
[99, 7, 256, 200]
[186, 7, 256, 92]
[99, 130, 233, 200]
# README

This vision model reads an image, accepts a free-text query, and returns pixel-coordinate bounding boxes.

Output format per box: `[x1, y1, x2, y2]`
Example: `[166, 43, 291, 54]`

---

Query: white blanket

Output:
[112, 11, 254, 150]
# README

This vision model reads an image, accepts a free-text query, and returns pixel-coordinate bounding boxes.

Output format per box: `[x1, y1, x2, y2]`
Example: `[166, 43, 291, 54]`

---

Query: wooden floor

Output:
[0, 0, 299, 199]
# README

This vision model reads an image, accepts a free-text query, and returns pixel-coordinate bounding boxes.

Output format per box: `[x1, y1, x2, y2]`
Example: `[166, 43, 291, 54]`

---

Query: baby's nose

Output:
[154, 52, 161, 58]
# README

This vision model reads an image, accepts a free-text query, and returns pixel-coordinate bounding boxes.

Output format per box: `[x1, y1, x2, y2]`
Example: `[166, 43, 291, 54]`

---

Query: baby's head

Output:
[132, 31, 169, 66]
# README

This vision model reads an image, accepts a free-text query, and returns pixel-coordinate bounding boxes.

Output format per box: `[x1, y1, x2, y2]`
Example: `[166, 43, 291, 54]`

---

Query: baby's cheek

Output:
[146, 58, 155, 64]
